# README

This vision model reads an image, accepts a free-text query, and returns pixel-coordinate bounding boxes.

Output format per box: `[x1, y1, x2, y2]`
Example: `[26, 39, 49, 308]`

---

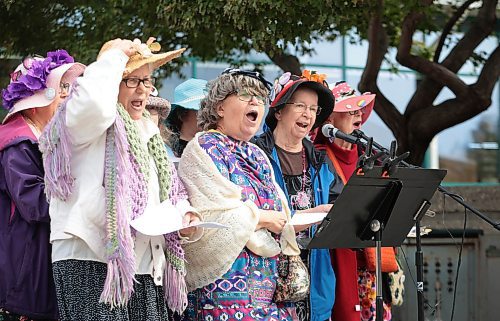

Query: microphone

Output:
[353, 129, 388, 153]
[321, 124, 359, 144]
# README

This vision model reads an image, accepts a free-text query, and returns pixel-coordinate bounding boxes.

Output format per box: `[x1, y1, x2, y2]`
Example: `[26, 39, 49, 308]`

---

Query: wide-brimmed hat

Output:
[171, 78, 207, 111]
[98, 37, 185, 77]
[167, 78, 207, 124]
[146, 96, 171, 117]
[331, 81, 375, 125]
[265, 70, 334, 131]
[2, 50, 85, 123]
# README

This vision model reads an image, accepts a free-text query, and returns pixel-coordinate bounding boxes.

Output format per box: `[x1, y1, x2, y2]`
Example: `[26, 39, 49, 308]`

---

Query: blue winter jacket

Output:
[253, 130, 343, 321]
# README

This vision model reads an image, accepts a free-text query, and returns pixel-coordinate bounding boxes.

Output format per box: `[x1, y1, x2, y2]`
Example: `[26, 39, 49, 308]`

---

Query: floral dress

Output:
[184, 131, 294, 321]
[358, 270, 392, 321]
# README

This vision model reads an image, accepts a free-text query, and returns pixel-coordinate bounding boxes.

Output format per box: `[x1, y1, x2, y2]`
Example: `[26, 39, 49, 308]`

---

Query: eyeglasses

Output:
[230, 90, 268, 105]
[221, 68, 273, 91]
[122, 77, 156, 88]
[59, 82, 71, 95]
[286, 102, 322, 115]
[347, 108, 366, 116]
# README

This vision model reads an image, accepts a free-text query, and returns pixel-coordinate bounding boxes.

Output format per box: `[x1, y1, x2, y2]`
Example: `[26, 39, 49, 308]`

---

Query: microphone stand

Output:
[352, 130, 500, 231]
[351, 130, 500, 321]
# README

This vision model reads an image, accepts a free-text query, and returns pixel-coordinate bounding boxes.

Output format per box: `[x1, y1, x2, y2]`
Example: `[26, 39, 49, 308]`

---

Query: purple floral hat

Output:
[2, 50, 85, 123]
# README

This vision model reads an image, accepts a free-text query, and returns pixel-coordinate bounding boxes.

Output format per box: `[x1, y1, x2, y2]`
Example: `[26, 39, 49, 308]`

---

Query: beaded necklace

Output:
[295, 148, 311, 208]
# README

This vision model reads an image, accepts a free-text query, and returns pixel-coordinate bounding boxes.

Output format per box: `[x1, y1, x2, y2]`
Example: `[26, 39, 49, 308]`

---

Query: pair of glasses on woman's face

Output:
[347, 107, 366, 116]
[231, 90, 268, 105]
[59, 82, 71, 95]
[121, 77, 156, 88]
[286, 102, 322, 115]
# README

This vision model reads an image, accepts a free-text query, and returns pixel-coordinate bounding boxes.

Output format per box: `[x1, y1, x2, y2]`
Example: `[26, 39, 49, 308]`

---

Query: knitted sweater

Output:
[178, 132, 300, 291]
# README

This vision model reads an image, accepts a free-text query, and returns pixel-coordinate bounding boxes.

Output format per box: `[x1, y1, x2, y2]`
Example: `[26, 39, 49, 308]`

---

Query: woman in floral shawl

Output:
[39, 38, 200, 321]
[179, 69, 309, 321]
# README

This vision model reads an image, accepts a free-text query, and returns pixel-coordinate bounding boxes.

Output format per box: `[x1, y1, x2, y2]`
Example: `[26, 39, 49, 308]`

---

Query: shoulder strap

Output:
[326, 145, 347, 185]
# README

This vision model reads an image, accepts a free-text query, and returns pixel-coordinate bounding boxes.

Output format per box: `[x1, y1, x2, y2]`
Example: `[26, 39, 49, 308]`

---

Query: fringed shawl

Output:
[39, 101, 187, 313]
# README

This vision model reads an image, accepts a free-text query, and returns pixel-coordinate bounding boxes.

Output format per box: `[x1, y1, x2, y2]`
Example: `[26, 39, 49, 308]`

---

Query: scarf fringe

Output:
[163, 260, 188, 314]
[101, 112, 136, 307]
[99, 258, 136, 309]
[39, 99, 74, 201]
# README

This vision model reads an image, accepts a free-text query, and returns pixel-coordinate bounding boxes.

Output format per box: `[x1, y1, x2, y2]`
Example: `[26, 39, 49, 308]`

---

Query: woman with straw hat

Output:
[0, 50, 84, 321]
[40, 38, 201, 321]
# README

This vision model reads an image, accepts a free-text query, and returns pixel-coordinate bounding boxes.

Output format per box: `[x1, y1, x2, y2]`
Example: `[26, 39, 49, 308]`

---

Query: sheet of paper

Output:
[187, 221, 229, 229]
[407, 225, 432, 238]
[130, 200, 228, 236]
[290, 212, 328, 226]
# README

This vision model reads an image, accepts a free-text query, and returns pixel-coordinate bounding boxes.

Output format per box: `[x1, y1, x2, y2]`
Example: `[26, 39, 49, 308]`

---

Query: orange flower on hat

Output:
[301, 69, 327, 85]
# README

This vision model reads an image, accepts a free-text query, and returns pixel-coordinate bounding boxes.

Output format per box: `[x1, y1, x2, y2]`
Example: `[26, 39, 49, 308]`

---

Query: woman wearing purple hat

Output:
[0, 50, 85, 321]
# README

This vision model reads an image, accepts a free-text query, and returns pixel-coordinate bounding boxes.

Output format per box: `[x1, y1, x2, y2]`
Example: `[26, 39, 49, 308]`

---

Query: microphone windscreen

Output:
[322, 124, 334, 137]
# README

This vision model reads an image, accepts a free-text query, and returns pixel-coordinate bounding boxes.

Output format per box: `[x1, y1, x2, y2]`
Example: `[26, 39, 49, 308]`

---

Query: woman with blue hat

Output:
[167, 78, 207, 157]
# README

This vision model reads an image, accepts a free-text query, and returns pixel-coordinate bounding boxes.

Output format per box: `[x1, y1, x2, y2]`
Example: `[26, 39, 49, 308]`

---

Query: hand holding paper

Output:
[290, 212, 328, 226]
[130, 200, 228, 236]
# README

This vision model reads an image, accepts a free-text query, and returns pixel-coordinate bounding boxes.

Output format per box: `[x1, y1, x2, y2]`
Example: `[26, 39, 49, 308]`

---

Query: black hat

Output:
[265, 77, 334, 131]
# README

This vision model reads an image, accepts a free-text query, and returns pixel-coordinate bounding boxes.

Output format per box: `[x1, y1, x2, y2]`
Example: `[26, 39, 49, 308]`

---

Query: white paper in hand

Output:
[130, 200, 230, 236]
[290, 212, 328, 226]
[130, 200, 183, 236]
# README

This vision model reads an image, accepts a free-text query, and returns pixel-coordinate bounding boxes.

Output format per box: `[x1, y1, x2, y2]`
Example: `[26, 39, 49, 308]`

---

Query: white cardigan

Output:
[48, 49, 192, 284]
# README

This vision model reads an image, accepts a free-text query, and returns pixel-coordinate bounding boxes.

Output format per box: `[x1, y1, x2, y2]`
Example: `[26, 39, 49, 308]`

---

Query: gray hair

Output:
[197, 74, 269, 130]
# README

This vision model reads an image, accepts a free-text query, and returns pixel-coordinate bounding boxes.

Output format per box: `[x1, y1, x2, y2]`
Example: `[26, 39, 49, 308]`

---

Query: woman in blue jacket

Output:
[253, 71, 342, 321]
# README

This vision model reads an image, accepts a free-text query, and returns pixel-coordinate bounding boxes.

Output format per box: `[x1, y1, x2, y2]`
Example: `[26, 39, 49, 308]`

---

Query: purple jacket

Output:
[0, 114, 58, 319]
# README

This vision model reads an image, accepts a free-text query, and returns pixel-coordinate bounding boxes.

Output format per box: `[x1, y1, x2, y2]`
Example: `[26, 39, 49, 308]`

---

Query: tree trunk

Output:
[267, 52, 302, 75]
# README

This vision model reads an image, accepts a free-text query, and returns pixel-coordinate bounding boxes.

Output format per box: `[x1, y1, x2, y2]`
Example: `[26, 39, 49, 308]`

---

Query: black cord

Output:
[450, 205, 467, 321]
[399, 246, 436, 313]
[441, 191, 465, 249]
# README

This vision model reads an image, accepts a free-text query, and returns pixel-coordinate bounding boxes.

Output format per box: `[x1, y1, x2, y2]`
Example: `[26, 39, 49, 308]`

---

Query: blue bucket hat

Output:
[170, 78, 207, 112]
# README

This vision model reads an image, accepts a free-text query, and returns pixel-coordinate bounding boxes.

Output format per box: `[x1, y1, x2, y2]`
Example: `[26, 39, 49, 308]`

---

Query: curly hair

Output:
[197, 74, 269, 131]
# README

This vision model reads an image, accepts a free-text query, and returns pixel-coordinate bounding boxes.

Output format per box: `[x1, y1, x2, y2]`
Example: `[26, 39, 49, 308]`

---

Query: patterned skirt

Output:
[358, 269, 392, 321]
[0, 309, 55, 321]
[53, 259, 180, 321]
[183, 249, 294, 321]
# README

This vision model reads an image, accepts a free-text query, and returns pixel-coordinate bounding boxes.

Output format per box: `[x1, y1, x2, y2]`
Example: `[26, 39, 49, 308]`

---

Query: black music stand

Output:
[308, 166, 446, 321]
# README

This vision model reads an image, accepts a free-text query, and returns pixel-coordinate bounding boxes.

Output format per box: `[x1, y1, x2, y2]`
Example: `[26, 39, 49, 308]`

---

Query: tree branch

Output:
[396, 2, 469, 96]
[415, 93, 490, 137]
[358, 0, 404, 138]
[405, 0, 498, 115]
[434, 0, 479, 63]
[410, 46, 500, 139]
[475, 45, 500, 95]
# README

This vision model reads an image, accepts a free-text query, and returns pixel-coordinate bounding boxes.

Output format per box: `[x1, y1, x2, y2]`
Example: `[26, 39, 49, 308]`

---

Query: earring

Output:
[151, 86, 158, 97]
